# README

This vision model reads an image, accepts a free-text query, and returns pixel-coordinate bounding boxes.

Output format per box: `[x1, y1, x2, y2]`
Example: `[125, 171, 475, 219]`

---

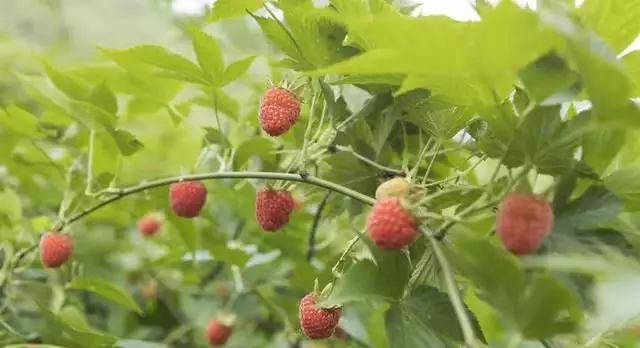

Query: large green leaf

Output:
[505, 106, 587, 175]
[37, 303, 118, 348]
[578, 0, 640, 53]
[448, 237, 583, 339]
[319, 251, 410, 307]
[188, 27, 224, 84]
[67, 276, 143, 314]
[208, 0, 264, 22]
[604, 166, 640, 211]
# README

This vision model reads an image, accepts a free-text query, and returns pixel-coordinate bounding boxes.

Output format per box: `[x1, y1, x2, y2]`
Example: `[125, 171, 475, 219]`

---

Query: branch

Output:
[333, 145, 404, 177]
[426, 230, 479, 347]
[306, 191, 332, 262]
[55, 171, 376, 231]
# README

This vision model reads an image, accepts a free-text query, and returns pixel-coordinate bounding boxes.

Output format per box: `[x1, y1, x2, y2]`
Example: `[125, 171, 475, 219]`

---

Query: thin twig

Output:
[306, 191, 332, 262]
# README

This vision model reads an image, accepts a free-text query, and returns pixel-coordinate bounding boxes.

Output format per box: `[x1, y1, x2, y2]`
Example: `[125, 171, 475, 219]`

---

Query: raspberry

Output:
[137, 214, 161, 237]
[39, 232, 73, 268]
[375, 177, 411, 200]
[169, 181, 207, 218]
[258, 86, 300, 136]
[206, 319, 233, 346]
[255, 187, 294, 231]
[298, 293, 342, 339]
[366, 197, 418, 250]
[496, 193, 554, 255]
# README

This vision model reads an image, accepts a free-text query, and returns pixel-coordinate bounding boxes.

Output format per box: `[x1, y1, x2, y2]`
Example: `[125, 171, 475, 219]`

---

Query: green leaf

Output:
[582, 111, 627, 175]
[539, 1, 640, 128]
[44, 64, 90, 102]
[386, 300, 448, 348]
[188, 27, 225, 83]
[505, 106, 587, 175]
[0, 189, 22, 225]
[100, 45, 206, 85]
[165, 208, 199, 255]
[552, 185, 623, 235]
[89, 83, 118, 114]
[0, 105, 44, 136]
[320, 152, 379, 196]
[232, 137, 277, 170]
[319, 251, 410, 307]
[578, 0, 640, 53]
[623, 51, 640, 96]
[208, 245, 251, 267]
[208, 0, 263, 21]
[250, 14, 307, 66]
[204, 127, 232, 148]
[37, 303, 118, 347]
[604, 166, 640, 211]
[448, 237, 583, 339]
[220, 55, 256, 86]
[518, 52, 579, 104]
[67, 276, 143, 314]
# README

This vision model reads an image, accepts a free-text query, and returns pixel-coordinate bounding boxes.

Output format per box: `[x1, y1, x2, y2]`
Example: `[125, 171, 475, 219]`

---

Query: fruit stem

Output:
[56, 171, 376, 231]
[426, 230, 479, 348]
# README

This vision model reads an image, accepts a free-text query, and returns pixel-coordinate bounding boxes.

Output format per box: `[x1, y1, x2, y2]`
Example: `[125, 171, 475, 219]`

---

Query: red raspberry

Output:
[206, 319, 233, 346]
[255, 188, 294, 231]
[169, 181, 207, 218]
[299, 293, 342, 339]
[39, 232, 73, 268]
[496, 193, 554, 255]
[258, 86, 300, 136]
[137, 214, 161, 237]
[366, 198, 418, 250]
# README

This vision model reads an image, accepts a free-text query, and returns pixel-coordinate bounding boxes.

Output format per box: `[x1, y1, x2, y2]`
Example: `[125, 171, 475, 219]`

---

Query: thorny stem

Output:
[51, 171, 374, 232]
[427, 230, 479, 348]
[306, 191, 332, 261]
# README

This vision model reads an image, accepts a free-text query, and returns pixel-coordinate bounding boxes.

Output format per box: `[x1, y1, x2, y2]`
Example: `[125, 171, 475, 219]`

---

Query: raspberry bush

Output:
[1, 0, 640, 347]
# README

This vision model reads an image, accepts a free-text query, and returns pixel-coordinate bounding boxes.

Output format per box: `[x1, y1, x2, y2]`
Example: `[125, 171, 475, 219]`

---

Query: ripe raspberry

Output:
[299, 293, 342, 339]
[375, 177, 411, 200]
[366, 198, 418, 250]
[206, 319, 233, 346]
[496, 193, 554, 255]
[255, 188, 295, 231]
[137, 214, 161, 237]
[258, 86, 300, 136]
[169, 181, 207, 218]
[39, 232, 73, 268]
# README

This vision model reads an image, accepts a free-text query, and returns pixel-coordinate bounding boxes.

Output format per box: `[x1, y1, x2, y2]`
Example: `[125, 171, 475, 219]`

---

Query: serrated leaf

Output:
[232, 137, 277, 170]
[385, 303, 448, 348]
[320, 152, 379, 196]
[604, 166, 640, 211]
[208, 245, 251, 267]
[0, 105, 43, 136]
[578, 0, 640, 54]
[36, 303, 118, 347]
[208, 0, 263, 22]
[553, 185, 623, 234]
[320, 251, 410, 307]
[220, 55, 256, 86]
[100, 45, 206, 85]
[519, 52, 579, 103]
[189, 27, 224, 83]
[250, 14, 308, 66]
[67, 276, 143, 314]
[505, 105, 587, 175]
[44, 64, 90, 102]
[89, 83, 118, 114]
[164, 208, 199, 255]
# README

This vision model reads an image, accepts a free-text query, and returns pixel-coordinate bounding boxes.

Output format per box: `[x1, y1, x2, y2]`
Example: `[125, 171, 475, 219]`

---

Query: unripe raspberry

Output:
[375, 177, 411, 200]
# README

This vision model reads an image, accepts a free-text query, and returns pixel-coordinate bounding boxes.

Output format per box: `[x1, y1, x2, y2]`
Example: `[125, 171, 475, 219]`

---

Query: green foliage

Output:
[2, 0, 640, 347]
